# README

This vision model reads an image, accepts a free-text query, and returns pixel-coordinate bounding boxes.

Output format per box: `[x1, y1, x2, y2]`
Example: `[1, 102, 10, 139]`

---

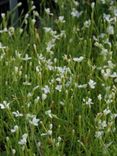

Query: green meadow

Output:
[0, 0, 117, 155]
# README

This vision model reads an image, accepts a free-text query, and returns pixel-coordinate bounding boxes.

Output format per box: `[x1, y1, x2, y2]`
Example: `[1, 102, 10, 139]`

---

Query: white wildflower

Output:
[45, 110, 52, 118]
[18, 133, 28, 145]
[95, 131, 104, 139]
[11, 125, 19, 133]
[73, 56, 84, 63]
[83, 98, 93, 107]
[71, 8, 82, 18]
[22, 54, 32, 61]
[12, 111, 23, 117]
[58, 16, 65, 23]
[29, 116, 40, 126]
[107, 25, 114, 35]
[103, 108, 111, 115]
[0, 101, 10, 109]
[98, 94, 102, 101]
[42, 85, 50, 94]
[42, 93, 47, 101]
[55, 85, 62, 92]
[45, 8, 53, 16]
[12, 149, 16, 155]
[84, 20, 91, 28]
[88, 79, 96, 89]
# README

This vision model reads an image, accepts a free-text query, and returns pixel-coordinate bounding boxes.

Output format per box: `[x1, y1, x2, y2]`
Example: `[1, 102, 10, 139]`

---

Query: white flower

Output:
[88, 79, 96, 89]
[12, 149, 16, 155]
[103, 14, 111, 22]
[58, 16, 65, 23]
[42, 93, 47, 101]
[71, 8, 82, 18]
[22, 54, 32, 61]
[12, 111, 23, 117]
[103, 108, 111, 115]
[11, 125, 19, 133]
[47, 130, 52, 136]
[73, 0, 79, 6]
[98, 94, 102, 101]
[91, 2, 95, 9]
[55, 85, 62, 92]
[42, 85, 50, 94]
[73, 56, 84, 63]
[45, 8, 53, 16]
[83, 98, 93, 107]
[107, 25, 114, 35]
[95, 131, 104, 139]
[29, 116, 40, 126]
[113, 8, 117, 16]
[0, 101, 10, 109]
[18, 133, 28, 145]
[43, 27, 52, 32]
[45, 110, 52, 118]
[84, 20, 91, 28]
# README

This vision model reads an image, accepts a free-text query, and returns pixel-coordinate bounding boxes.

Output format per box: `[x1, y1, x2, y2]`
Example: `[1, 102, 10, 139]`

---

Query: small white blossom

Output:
[88, 79, 96, 89]
[42, 85, 50, 94]
[11, 125, 19, 133]
[58, 16, 65, 23]
[98, 94, 102, 101]
[55, 85, 62, 92]
[42, 93, 47, 101]
[18, 133, 28, 145]
[45, 110, 52, 118]
[83, 98, 93, 107]
[84, 20, 91, 28]
[95, 131, 104, 139]
[29, 116, 40, 126]
[22, 54, 32, 61]
[73, 56, 84, 63]
[71, 8, 82, 18]
[107, 25, 114, 35]
[0, 101, 10, 109]
[12, 111, 23, 117]
[45, 8, 53, 16]
[12, 149, 16, 155]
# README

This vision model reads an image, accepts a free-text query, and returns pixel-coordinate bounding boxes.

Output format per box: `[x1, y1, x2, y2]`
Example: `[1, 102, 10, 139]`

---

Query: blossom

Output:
[55, 85, 62, 92]
[45, 8, 53, 16]
[18, 133, 28, 145]
[29, 116, 40, 126]
[95, 131, 104, 139]
[12, 111, 23, 117]
[107, 25, 114, 35]
[11, 125, 19, 133]
[0, 101, 10, 109]
[88, 79, 96, 89]
[97, 94, 102, 101]
[83, 98, 93, 107]
[84, 20, 91, 28]
[45, 110, 52, 118]
[42, 93, 47, 101]
[42, 85, 50, 94]
[73, 56, 84, 63]
[22, 54, 32, 61]
[58, 16, 65, 23]
[71, 8, 82, 18]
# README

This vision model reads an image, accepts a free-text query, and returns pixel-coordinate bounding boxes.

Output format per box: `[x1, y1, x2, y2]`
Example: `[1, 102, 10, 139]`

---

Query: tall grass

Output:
[0, 0, 117, 155]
